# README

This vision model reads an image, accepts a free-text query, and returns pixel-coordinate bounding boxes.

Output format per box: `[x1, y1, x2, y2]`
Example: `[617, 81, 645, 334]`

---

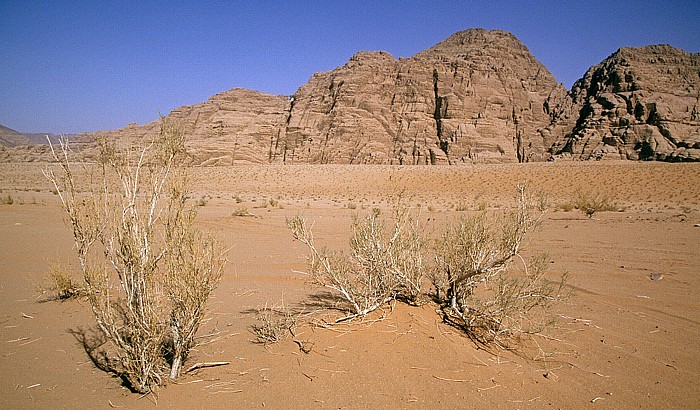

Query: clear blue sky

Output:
[1, 1, 698, 134]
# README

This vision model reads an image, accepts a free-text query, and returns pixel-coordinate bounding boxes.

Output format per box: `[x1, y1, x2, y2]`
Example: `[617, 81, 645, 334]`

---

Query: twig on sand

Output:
[293, 339, 312, 354]
[204, 380, 243, 394]
[207, 389, 243, 395]
[185, 361, 230, 374]
[432, 375, 471, 382]
[476, 383, 501, 392]
[566, 361, 609, 378]
[19, 337, 40, 347]
[205, 381, 236, 389]
[508, 396, 541, 403]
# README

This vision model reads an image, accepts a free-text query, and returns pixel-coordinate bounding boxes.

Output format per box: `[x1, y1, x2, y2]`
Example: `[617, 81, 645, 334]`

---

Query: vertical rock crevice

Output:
[433, 68, 448, 158]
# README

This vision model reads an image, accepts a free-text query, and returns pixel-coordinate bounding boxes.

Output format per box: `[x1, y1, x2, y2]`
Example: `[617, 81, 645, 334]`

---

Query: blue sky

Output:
[1, 1, 698, 134]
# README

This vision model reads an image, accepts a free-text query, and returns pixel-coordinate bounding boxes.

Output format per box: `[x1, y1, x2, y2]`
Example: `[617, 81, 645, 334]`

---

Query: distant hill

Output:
[0, 124, 71, 147]
[0, 124, 33, 147]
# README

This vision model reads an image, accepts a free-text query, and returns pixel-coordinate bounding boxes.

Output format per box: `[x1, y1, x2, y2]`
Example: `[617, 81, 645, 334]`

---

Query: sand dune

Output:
[1, 162, 699, 408]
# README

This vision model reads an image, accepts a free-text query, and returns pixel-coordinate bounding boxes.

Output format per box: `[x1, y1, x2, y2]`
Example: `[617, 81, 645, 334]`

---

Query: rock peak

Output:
[617, 44, 694, 56]
[417, 28, 528, 58]
[553, 42, 700, 161]
[445, 28, 519, 42]
[349, 50, 395, 61]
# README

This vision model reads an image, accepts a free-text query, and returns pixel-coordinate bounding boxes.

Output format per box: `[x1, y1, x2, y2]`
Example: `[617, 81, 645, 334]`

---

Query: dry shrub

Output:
[431, 186, 568, 347]
[249, 303, 296, 345]
[574, 189, 618, 218]
[285, 186, 568, 348]
[558, 201, 575, 212]
[287, 205, 424, 321]
[40, 266, 86, 300]
[0, 193, 14, 205]
[232, 206, 254, 217]
[44, 121, 225, 393]
[164, 202, 224, 380]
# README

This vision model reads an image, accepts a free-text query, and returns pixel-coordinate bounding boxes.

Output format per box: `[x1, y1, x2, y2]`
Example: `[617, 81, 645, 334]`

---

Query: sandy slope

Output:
[1, 162, 699, 408]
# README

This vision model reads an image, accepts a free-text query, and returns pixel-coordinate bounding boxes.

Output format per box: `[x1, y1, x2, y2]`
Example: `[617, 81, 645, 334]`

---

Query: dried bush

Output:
[287, 206, 424, 321]
[249, 303, 296, 345]
[431, 186, 567, 347]
[44, 121, 225, 393]
[0, 193, 14, 205]
[558, 201, 575, 212]
[231, 206, 254, 217]
[164, 198, 224, 379]
[574, 189, 618, 218]
[40, 266, 86, 300]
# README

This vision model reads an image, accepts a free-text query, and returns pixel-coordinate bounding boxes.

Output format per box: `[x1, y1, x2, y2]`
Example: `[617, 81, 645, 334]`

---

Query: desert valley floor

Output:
[1, 161, 699, 408]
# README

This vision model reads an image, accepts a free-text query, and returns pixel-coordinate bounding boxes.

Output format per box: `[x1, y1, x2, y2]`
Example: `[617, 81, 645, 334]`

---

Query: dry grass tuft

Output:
[574, 189, 619, 218]
[38, 266, 86, 301]
[0, 193, 14, 205]
[249, 303, 297, 345]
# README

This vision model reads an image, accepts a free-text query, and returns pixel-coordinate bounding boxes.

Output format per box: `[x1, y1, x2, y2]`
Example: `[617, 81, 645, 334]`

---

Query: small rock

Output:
[544, 371, 559, 381]
[650, 273, 664, 281]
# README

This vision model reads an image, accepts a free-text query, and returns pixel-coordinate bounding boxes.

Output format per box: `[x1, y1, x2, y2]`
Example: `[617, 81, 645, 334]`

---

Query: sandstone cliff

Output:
[549, 45, 700, 161]
[91, 89, 290, 165]
[276, 29, 565, 164]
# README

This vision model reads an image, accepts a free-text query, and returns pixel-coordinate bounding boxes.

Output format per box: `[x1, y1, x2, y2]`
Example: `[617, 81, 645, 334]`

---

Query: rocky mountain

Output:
[273, 29, 566, 164]
[88, 29, 563, 165]
[277, 29, 565, 164]
[549, 45, 700, 161]
[82, 89, 290, 165]
[4, 29, 699, 163]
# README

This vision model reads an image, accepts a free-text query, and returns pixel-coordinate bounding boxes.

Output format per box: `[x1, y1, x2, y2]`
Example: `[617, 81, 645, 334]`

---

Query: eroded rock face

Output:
[550, 45, 700, 161]
[276, 29, 566, 164]
[90, 88, 290, 165]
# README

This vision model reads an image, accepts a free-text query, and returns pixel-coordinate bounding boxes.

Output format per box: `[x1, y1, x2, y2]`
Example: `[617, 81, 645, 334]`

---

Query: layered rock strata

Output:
[275, 29, 566, 164]
[549, 45, 700, 161]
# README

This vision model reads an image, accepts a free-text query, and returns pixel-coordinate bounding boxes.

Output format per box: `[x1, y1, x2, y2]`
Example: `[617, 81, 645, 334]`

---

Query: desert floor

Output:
[1, 161, 699, 408]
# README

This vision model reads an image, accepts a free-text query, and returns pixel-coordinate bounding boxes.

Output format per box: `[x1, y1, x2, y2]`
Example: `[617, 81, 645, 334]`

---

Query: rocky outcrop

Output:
[0, 89, 290, 164]
[84, 89, 290, 165]
[0, 125, 73, 147]
[276, 29, 566, 164]
[549, 45, 700, 161]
